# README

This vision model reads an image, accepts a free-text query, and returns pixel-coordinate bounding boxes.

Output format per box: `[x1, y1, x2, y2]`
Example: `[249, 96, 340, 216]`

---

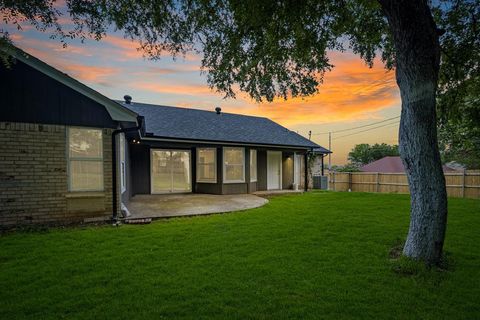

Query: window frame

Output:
[223, 147, 245, 183]
[196, 147, 217, 183]
[67, 127, 104, 192]
[250, 149, 257, 182]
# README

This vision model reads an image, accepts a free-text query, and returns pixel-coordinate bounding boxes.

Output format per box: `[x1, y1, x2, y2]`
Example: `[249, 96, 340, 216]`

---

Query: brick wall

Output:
[0, 122, 118, 228]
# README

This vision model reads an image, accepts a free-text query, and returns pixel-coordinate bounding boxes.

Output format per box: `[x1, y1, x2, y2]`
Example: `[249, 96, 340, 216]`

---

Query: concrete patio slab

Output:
[124, 193, 268, 220]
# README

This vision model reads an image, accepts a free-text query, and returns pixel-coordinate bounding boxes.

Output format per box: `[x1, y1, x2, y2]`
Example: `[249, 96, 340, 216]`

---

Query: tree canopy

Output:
[1, 0, 396, 101]
[435, 0, 480, 169]
[1, 1, 476, 105]
[348, 143, 399, 166]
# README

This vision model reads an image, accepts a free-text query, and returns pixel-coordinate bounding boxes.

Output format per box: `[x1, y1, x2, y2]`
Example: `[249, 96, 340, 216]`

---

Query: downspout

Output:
[112, 116, 143, 222]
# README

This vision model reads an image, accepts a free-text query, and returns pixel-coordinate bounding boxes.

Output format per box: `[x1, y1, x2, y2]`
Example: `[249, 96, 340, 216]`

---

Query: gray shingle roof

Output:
[118, 101, 328, 150]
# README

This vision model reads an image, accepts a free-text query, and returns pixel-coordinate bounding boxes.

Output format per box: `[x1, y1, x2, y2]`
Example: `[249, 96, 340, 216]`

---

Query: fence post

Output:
[376, 172, 380, 193]
[462, 169, 466, 198]
[348, 172, 352, 191]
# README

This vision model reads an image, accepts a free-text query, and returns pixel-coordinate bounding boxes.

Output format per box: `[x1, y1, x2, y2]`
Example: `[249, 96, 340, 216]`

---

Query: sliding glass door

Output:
[151, 150, 191, 193]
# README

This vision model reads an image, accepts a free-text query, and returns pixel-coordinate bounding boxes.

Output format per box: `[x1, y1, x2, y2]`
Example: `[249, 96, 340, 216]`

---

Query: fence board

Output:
[328, 171, 480, 199]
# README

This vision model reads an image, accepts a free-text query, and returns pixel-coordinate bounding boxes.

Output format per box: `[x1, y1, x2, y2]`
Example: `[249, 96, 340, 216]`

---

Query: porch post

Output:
[321, 155, 325, 176]
[304, 151, 308, 192]
[191, 147, 196, 193]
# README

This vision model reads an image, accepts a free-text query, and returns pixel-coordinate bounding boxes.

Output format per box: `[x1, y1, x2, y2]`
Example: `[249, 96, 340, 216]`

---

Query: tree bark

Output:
[379, 0, 448, 265]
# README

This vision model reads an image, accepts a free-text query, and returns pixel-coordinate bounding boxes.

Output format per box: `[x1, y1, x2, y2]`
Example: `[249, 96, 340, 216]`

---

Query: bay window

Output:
[223, 147, 245, 183]
[197, 148, 217, 183]
[68, 127, 104, 191]
[250, 149, 257, 182]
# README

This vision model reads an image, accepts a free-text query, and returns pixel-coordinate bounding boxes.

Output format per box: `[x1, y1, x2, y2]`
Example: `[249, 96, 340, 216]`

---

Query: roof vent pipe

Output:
[124, 95, 132, 104]
[215, 107, 221, 114]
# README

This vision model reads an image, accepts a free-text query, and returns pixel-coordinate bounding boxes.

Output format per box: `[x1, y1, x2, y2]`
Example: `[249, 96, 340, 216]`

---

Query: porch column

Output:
[304, 152, 308, 192]
[321, 155, 324, 176]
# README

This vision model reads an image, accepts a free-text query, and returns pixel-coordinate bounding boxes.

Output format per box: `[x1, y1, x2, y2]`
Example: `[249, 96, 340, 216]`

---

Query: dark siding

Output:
[249, 182, 257, 193]
[196, 182, 222, 194]
[222, 183, 248, 194]
[0, 60, 117, 128]
[257, 150, 267, 191]
[282, 152, 294, 190]
[130, 144, 150, 195]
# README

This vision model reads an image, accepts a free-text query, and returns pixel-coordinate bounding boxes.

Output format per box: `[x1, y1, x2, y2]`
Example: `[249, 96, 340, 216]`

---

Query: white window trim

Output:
[67, 127, 104, 192]
[250, 149, 257, 182]
[120, 133, 126, 193]
[223, 147, 245, 183]
[196, 148, 217, 183]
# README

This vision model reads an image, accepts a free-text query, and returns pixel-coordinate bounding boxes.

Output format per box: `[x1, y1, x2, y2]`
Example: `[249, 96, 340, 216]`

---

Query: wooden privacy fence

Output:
[328, 171, 480, 199]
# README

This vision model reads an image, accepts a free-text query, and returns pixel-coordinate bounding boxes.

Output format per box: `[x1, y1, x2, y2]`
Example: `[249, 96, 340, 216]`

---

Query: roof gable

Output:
[5, 47, 138, 123]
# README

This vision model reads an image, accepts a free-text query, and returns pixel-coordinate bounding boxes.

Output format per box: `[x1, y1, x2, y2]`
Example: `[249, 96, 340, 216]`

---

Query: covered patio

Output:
[124, 193, 268, 220]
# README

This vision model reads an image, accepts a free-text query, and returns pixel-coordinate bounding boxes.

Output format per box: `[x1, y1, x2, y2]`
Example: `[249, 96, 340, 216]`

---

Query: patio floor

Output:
[124, 193, 268, 220]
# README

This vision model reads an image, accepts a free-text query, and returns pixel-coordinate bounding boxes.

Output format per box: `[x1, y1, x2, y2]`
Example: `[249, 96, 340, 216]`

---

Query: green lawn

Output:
[1, 192, 479, 319]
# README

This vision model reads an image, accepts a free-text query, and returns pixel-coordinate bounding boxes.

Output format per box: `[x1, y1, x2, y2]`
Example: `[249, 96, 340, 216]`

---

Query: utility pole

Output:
[328, 132, 332, 171]
[308, 130, 311, 140]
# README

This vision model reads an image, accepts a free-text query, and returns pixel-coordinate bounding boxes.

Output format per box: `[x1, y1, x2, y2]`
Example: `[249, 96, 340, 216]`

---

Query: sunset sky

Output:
[3, 16, 401, 165]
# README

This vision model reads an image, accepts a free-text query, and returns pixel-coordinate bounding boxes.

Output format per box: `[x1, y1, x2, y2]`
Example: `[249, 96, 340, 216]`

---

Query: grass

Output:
[1, 192, 479, 319]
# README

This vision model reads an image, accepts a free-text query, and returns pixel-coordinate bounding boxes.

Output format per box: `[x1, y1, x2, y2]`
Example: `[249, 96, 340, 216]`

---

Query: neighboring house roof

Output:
[119, 101, 326, 150]
[360, 156, 457, 173]
[4, 47, 138, 123]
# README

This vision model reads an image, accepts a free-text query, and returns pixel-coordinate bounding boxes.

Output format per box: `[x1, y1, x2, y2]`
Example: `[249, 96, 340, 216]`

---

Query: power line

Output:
[333, 121, 400, 140]
[311, 115, 400, 135]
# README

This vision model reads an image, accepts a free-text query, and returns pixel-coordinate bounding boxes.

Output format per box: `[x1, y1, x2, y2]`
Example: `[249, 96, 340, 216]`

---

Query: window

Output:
[68, 127, 104, 191]
[197, 148, 217, 183]
[223, 147, 245, 183]
[119, 133, 126, 192]
[250, 149, 257, 182]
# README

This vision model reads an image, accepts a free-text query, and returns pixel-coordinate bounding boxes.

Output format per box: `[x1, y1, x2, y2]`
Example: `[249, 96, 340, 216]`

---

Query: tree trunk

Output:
[379, 0, 448, 265]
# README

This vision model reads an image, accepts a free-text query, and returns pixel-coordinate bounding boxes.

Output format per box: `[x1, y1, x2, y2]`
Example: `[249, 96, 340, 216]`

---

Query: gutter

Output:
[112, 116, 143, 222]
[141, 136, 316, 150]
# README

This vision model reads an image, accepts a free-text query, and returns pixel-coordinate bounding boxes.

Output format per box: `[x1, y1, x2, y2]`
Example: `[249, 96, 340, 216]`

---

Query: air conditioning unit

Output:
[313, 175, 328, 190]
[320, 176, 328, 190]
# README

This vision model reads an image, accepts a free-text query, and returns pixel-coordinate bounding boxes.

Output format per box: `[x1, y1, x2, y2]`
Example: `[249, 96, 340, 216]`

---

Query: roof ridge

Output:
[114, 100, 274, 120]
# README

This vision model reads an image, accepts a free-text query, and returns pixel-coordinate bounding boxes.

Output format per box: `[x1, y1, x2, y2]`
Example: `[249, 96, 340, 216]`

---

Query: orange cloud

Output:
[13, 36, 92, 57]
[62, 64, 119, 83]
[101, 36, 143, 59]
[134, 82, 215, 96]
[101, 35, 201, 62]
[131, 64, 201, 77]
[219, 54, 399, 126]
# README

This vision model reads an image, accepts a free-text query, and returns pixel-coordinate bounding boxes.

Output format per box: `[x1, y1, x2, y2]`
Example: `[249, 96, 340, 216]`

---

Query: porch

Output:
[127, 143, 310, 196]
[124, 193, 268, 220]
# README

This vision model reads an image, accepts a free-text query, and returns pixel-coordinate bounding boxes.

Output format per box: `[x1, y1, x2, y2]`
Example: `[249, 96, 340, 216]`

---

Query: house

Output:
[360, 156, 457, 173]
[0, 48, 330, 227]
